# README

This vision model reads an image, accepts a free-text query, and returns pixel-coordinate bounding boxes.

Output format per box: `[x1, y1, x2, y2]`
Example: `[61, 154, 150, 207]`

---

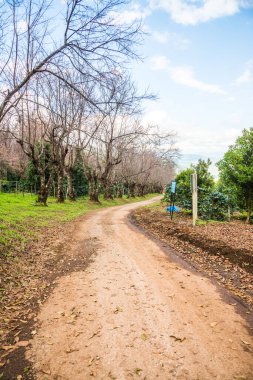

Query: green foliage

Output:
[215, 180, 238, 212]
[0, 179, 15, 192]
[72, 154, 89, 196]
[0, 160, 21, 181]
[175, 159, 215, 210]
[174, 159, 232, 220]
[195, 158, 215, 190]
[217, 128, 253, 221]
[199, 191, 229, 221]
[24, 160, 40, 189]
[163, 184, 172, 203]
[174, 168, 193, 209]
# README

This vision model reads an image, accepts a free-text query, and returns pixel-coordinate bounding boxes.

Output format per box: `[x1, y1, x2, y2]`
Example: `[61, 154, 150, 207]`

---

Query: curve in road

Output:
[27, 198, 253, 380]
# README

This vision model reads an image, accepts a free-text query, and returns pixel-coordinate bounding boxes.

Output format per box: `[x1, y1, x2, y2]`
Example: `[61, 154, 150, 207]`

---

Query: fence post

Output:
[191, 173, 198, 226]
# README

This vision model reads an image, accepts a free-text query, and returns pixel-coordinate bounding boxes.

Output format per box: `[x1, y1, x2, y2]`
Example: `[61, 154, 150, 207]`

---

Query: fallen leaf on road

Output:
[16, 341, 30, 347]
[113, 307, 123, 314]
[1, 345, 15, 351]
[241, 340, 251, 346]
[134, 368, 142, 375]
[140, 333, 148, 341]
[65, 347, 79, 354]
[88, 357, 95, 367]
[41, 369, 51, 375]
[88, 331, 100, 340]
[108, 371, 117, 380]
[170, 335, 186, 342]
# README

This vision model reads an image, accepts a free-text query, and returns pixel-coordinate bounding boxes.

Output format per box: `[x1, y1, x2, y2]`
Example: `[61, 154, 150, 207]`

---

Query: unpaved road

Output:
[27, 198, 253, 380]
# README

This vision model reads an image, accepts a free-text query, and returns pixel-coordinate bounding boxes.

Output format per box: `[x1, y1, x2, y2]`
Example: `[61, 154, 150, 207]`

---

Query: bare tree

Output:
[37, 75, 93, 202]
[0, 0, 142, 124]
[114, 130, 177, 197]
[79, 74, 151, 201]
[10, 103, 54, 205]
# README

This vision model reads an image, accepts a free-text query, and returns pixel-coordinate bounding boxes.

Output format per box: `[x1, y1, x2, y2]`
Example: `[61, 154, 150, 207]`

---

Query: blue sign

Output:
[171, 181, 176, 194]
[167, 205, 180, 213]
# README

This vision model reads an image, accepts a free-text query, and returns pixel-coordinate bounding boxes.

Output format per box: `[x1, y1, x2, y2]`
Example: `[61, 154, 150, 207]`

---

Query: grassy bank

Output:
[0, 193, 157, 256]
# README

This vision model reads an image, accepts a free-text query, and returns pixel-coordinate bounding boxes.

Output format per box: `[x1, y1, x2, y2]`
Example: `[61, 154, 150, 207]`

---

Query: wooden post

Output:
[191, 173, 198, 226]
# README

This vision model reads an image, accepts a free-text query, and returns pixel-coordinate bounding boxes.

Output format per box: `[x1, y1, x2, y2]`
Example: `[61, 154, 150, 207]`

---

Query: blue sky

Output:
[116, 0, 253, 176]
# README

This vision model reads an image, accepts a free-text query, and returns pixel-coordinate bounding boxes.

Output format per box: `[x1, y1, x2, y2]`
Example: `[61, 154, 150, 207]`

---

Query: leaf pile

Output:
[0, 217, 97, 379]
[133, 206, 253, 310]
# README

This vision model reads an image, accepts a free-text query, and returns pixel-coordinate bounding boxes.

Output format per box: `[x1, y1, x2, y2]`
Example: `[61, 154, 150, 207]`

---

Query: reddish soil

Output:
[1, 198, 253, 379]
[132, 205, 253, 310]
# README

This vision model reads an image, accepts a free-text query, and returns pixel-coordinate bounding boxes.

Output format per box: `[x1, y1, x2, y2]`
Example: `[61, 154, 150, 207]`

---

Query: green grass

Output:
[140, 200, 163, 211]
[196, 219, 228, 226]
[0, 193, 157, 256]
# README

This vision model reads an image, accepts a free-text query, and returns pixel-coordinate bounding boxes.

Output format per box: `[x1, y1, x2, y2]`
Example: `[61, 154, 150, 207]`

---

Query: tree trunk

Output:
[128, 183, 136, 198]
[245, 195, 251, 224]
[89, 177, 100, 203]
[246, 209, 251, 224]
[136, 184, 143, 197]
[57, 171, 65, 203]
[37, 177, 48, 206]
[140, 184, 146, 196]
[89, 187, 99, 202]
[116, 185, 123, 198]
[66, 171, 76, 201]
[103, 183, 113, 200]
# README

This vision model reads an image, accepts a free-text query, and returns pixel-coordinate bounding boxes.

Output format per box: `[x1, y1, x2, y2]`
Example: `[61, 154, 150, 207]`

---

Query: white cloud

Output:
[169, 65, 226, 94]
[142, 108, 173, 127]
[150, 55, 171, 70]
[152, 30, 190, 49]
[235, 59, 253, 85]
[110, 2, 150, 24]
[153, 31, 170, 44]
[142, 106, 241, 176]
[150, 55, 226, 95]
[149, 0, 248, 25]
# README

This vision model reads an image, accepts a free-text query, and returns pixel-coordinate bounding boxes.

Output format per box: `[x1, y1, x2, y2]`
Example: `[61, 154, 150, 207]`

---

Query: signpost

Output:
[169, 181, 176, 220]
[171, 181, 176, 195]
[190, 173, 198, 226]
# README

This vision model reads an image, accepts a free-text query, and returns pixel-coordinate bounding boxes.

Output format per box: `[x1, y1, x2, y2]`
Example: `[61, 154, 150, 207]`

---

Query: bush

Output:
[200, 191, 229, 221]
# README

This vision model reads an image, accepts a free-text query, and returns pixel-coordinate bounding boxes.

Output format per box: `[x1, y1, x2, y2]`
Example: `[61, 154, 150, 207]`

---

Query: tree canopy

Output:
[175, 158, 214, 209]
[217, 128, 253, 223]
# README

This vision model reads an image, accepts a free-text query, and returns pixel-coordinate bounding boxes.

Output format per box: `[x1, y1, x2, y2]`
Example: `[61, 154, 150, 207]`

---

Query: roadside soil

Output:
[0, 215, 98, 379]
[1, 198, 253, 379]
[133, 205, 253, 311]
[15, 197, 253, 379]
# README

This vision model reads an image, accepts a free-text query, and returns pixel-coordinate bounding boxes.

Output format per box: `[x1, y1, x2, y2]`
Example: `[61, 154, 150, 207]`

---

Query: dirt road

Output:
[27, 198, 253, 380]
